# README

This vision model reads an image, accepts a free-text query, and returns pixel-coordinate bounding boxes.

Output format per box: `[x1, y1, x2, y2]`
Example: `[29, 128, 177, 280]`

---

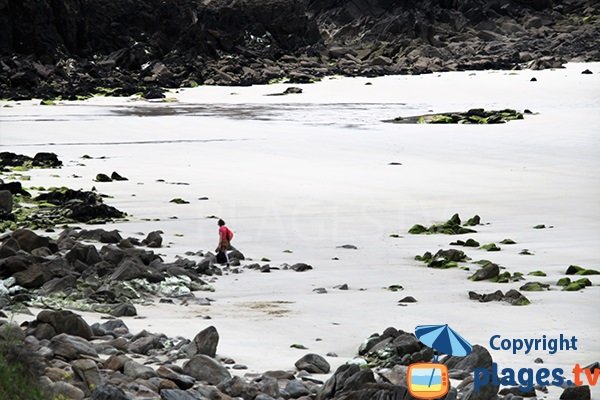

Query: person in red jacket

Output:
[216, 219, 233, 265]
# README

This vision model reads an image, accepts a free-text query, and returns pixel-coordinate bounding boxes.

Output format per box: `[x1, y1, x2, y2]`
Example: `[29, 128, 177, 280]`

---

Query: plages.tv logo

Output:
[407, 324, 473, 399]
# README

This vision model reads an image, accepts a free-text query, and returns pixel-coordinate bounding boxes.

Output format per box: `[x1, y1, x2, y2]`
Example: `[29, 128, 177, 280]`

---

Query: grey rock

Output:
[50, 333, 98, 360]
[65, 242, 102, 265]
[160, 389, 199, 400]
[142, 230, 163, 248]
[128, 333, 161, 355]
[470, 263, 500, 281]
[295, 353, 331, 374]
[228, 249, 245, 260]
[0, 190, 12, 215]
[398, 296, 417, 303]
[560, 385, 591, 400]
[182, 354, 231, 385]
[444, 344, 493, 372]
[157, 365, 195, 390]
[51, 381, 85, 400]
[37, 310, 94, 339]
[123, 359, 157, 379]
[291, 263, 313, 272]
[110, 303, 137, 317]
[285, 379, 309, 398]
[193, 325, 219, 357]
[255, 395, 277, 400]
[217, 375, 259, 399]
[90, 383, 130, 400]
[40, 275, 78, 295]
[71, 358, 102, 389]
[11, 229, 53, 253]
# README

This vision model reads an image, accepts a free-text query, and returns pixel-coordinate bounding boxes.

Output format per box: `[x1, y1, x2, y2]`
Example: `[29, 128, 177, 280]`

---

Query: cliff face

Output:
[1, 0, 320, 59]
[0, 0, 598, 99]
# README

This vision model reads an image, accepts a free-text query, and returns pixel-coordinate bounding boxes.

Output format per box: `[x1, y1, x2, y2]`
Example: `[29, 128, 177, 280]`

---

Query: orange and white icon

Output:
[407, 362, 450, 399]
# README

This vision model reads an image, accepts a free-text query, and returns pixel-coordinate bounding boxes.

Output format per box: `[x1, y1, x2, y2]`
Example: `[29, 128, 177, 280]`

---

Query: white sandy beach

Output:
[1, 63, 599, 397]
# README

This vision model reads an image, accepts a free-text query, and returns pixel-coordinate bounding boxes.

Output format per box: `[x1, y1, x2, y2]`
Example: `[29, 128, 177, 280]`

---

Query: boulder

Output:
[51, 381, 85, 400]
[66, 242, 102, 265]
[560, 385, 591, 400]
[95, 173, 112, 182]
[157, 366, 195, 390]
[13, 264, 53, 288]
[110, 303, 137, 317]
[443, 344, 493, 372]
[291, 263, 313, 272]
[50, 334, 98, 360]
[37, 310, 94, 339]
[0, 238, 20, 258]
[228, 249, 245, 260]
[11, 229, 53, 253]
[33, 152, 62, 167]
[71, 358, 102, 389]
[128, 333, 162, 355]
[90, 383, 130, 400]
[469, 263, 500, 281]
[160, 389, 200, 400]
[142, 231, 163, 248]
[40, 275, 78, 295]
[285, 379, 309, 398]
[193, 325, 219, 357]
[0, 190, 12, 215]
[217, 376, 260, 399]
[123, 359, 157, 379]
[182, 354, 231, 385]
[295, 353, 331, 374]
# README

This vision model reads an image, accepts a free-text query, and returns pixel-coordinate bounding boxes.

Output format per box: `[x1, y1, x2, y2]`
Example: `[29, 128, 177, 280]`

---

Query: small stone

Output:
[398, 296, 417, 303]
[95, 173, 112, 182]
[581, 69, 593, 75]
[291, 263, 312, 272]
[519, 282, 550, 291]
[170, 198, 190, 204]
[110, 171, 128, 181]
[110, 303, 137, 317]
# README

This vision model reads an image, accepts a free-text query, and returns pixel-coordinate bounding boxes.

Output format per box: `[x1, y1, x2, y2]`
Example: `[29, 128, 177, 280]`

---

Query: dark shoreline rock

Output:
[1, 0, 598, 100]
[385, 109, 525, 124]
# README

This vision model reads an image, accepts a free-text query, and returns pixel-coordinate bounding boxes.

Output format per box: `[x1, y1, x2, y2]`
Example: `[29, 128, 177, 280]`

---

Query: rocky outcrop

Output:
[0, 0, 598, 100]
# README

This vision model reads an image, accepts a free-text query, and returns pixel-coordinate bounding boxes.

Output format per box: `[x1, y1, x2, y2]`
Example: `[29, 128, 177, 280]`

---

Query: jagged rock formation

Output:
[0, 0, 598, 99]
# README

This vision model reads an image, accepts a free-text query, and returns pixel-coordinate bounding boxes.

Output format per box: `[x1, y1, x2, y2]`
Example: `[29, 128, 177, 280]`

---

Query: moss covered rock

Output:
[385, 109, 524, 125]
[480, 243, 501, 252]
[528, 270, 547, 277]
[408, 214, 478, 235]
[520, 282, 550, 291]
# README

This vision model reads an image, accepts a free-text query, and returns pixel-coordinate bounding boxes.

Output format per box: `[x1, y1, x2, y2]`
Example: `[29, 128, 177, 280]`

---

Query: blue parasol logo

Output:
[415, 324, 473, 358]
